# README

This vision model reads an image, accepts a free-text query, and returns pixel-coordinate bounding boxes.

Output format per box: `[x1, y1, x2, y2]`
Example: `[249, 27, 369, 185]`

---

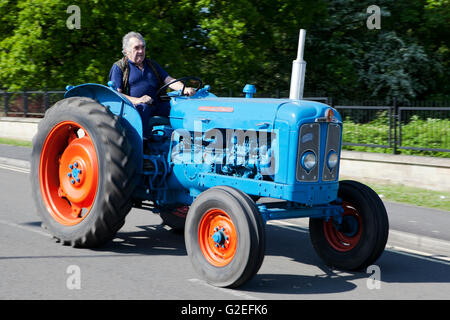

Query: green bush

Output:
[342, 114, 450, 158]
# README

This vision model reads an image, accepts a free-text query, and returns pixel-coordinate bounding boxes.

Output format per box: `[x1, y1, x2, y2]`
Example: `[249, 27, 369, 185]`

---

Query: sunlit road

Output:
[0, 159, 449, 301]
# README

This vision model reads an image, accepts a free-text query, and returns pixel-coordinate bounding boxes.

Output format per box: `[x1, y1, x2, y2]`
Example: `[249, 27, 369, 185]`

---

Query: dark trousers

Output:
[135, 101, 170, 138]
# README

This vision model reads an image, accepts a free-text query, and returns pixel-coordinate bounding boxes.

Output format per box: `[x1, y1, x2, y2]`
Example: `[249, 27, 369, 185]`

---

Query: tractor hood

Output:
[169, 96, 341, 132]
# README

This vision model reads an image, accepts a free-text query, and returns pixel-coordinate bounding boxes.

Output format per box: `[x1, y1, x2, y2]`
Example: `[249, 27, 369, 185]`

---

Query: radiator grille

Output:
[297, 123, 341, 182]
[322, 123, 341, 181]
[296, 123, 320, 182]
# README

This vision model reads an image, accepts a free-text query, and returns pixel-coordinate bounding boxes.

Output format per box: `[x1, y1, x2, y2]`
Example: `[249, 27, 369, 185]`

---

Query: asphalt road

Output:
[0, 145, 449, 301]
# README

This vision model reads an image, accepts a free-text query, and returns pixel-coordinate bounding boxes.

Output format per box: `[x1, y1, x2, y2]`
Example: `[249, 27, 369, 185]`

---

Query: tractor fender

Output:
[64, 83, 143, 172]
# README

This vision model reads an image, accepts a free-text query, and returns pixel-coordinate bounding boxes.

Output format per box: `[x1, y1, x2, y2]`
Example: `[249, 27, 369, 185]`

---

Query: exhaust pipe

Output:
[289, 29, 307, 100]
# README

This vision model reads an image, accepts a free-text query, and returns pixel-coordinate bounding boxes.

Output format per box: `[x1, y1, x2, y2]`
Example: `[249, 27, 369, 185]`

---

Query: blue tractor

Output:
[31, 30, 388, 288]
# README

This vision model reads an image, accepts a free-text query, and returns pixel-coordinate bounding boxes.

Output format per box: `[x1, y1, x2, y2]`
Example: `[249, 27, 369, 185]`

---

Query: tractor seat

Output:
[148, 116, 170, 129]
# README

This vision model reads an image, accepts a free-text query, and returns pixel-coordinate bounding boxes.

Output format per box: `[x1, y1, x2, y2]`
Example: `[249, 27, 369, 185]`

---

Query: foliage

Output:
[0, 0, 448, 102]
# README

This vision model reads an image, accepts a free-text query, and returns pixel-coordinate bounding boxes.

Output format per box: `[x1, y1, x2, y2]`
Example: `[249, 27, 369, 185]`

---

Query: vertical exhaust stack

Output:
[289, 29, 307, 100]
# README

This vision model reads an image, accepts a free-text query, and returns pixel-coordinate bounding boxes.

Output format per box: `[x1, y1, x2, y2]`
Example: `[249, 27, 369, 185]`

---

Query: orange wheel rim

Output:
[39, 121, 98, 226]
[198, 208, 237, 267]
[323, 201, 362, 252]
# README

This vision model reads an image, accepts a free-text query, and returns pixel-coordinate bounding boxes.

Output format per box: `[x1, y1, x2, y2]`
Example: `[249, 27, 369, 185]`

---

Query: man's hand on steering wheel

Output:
[183, 87, 196, 96]
[157, 76, 203, 100]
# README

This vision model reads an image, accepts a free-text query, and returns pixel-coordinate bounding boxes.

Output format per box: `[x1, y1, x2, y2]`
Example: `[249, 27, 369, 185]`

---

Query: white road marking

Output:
[267, 219, 309, 232]
[0, 163, 30, 174]
[386, 246, 450, 265]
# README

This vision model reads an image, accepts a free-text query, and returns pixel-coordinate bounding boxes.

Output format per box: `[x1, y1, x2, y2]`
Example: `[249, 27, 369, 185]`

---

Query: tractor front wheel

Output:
[185, 186, 265, 288]
[309, 180, 389, 270]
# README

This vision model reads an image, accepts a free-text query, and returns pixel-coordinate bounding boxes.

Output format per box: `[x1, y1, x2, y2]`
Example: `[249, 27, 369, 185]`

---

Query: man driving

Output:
[109, 31, 195, 137]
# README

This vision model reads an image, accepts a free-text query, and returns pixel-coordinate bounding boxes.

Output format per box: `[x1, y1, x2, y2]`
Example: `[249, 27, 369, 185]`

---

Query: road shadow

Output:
[22, 221, 43, 228]
[239, 223, 363, 294]
[376, 250, 450, 284]
[20, 219, 187, 257]
[96, 223, 187, 256]
[243, 271, 359, 295]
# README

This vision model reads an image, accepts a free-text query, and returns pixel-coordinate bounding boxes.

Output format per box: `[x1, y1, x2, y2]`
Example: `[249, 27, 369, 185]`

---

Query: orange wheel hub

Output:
[198, 209, 237, 267]
[39, 121, 98, 226]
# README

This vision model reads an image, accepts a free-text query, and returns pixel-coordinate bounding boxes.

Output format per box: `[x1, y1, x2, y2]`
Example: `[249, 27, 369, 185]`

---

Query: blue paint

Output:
[243, 84, 256, 98]
[71, 167, 81, 179]
[212, 230, 225, 245]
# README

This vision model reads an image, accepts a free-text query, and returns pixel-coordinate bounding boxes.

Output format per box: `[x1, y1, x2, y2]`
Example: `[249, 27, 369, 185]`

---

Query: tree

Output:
[0, 0, 200, 90]
[0, 0, 448, 102]
[305, 0, 445, 102]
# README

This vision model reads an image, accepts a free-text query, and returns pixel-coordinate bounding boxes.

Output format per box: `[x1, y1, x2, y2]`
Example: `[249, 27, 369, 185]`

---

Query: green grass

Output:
[345, 178, 450, 212]
[0, 137, 32, 147]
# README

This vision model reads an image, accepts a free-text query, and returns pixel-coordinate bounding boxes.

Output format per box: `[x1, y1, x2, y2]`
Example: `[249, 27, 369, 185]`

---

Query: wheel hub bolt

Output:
[212, 227, 228, 248]
[68, 162, 83, 185]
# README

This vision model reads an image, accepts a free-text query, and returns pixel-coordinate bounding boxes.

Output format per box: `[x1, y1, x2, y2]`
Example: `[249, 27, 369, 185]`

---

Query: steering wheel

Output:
[157, 76, 203, 100]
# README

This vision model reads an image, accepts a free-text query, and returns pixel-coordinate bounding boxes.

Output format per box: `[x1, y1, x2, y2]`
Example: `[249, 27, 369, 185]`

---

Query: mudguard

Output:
[65, 83, 143, 172]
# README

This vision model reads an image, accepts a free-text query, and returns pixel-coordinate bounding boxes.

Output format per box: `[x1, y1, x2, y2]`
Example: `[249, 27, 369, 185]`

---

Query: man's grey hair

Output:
[122, 31, 146, 55]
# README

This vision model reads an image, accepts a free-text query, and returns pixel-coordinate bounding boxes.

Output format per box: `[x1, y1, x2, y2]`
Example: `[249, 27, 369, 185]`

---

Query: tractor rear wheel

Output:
[185, 186, 265, 288]
[31, 97, 138, 247]
[309, 180, 389, 270]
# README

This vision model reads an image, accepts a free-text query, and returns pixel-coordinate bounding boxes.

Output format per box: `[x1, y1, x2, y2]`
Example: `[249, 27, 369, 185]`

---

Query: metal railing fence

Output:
[1, 90, 448, 155]
[1, 90, 65, 117]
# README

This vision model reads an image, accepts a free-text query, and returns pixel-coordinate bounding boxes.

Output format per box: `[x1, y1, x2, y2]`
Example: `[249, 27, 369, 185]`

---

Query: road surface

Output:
[0, 145, 449, 302]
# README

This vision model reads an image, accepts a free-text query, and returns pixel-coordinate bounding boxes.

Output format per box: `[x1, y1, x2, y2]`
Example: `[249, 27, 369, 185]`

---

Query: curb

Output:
[387, 229, 450, 258]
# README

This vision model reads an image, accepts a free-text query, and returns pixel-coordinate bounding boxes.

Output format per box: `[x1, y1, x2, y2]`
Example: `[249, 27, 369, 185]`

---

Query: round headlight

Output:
[327, 150, 338, 170]
[301, 151, 317, 171]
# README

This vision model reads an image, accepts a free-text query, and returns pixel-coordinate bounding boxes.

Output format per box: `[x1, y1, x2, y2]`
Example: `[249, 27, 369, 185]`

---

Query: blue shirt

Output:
[108, 58, 169, 100]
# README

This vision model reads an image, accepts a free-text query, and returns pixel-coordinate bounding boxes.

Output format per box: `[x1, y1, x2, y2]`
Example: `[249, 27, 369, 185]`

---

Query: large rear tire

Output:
[309, 180, 389, 270]
[185, 186, 265, 288]
[31, 97, 139, 247]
